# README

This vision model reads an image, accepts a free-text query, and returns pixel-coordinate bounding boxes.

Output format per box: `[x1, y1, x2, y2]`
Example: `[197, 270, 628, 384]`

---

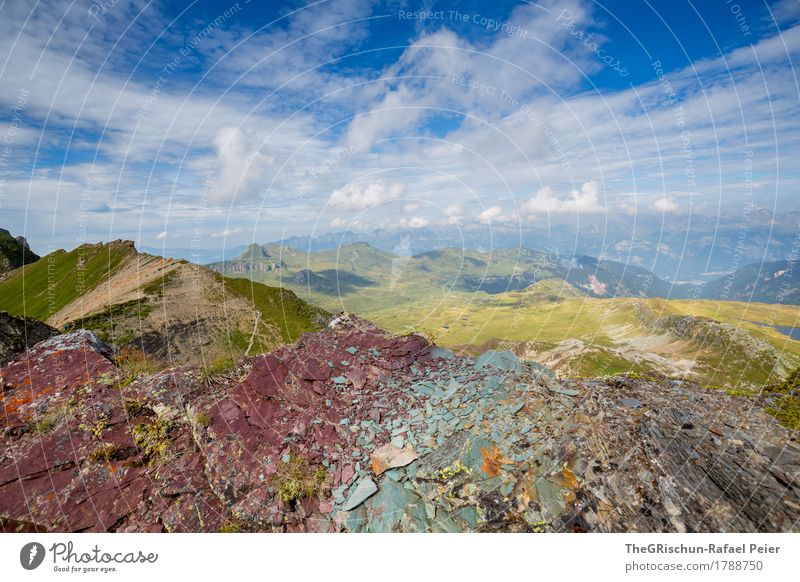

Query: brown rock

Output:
[370, 443, 419, 476]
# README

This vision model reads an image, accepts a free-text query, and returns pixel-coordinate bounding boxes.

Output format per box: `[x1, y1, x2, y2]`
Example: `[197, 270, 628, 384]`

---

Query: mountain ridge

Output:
[0, 238, 329, 368]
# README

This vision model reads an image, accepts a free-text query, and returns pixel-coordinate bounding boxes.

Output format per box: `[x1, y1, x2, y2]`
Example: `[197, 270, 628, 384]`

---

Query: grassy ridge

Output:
[0, 241, 135, 322]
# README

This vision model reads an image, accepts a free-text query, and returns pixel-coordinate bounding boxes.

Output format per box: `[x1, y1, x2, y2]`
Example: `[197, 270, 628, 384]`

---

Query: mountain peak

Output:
[237, 243, 271, 260]
[0, 228, 40, 274]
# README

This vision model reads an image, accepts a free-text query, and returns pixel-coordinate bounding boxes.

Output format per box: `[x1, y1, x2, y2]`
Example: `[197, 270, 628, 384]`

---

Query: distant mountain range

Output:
[697, 260, 799, 305]
[260, 210, 800, 284]
[2, 228, 799, 392]
[206, 241, 797, 305]
[146, 210, 799, 285]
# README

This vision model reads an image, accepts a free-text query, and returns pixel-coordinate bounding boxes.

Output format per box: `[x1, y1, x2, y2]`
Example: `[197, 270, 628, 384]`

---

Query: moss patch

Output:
[272, 454, 330, 506]
[132, 418, 175, 465]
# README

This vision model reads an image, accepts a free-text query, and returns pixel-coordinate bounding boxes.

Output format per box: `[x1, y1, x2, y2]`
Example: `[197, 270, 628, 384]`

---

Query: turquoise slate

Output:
[342, 477, 378, 510]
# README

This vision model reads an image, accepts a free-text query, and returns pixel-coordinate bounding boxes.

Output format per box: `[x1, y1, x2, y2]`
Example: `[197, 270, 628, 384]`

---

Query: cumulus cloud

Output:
[155, 231, 167, 240]
[444, 203, 463, 225]
[211, 126, 275, 204]
[653, 197, 679, 213]
[400, 216, 429, 229]
[524, 181, 604, 215]
[328, 181, 406, 211]
[2, 0, 799, 248]
[477, 206, 504, 224]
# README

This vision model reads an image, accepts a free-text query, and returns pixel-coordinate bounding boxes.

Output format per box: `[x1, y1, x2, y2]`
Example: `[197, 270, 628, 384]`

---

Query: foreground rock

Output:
[1, 316, 798, 532]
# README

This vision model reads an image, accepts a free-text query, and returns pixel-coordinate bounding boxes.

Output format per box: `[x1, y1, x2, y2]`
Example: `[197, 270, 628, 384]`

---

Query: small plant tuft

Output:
[116, 347, 161, 378]
[123, 399, 147, 418]
[200, 355, 238, 381]
[195, 410, 212, 427]
[30, 404, 71, 434]
[132, 418, 174, 465]
[272, 454, 330, 506]
[88, 443, 120, 463]
[218, 520, 244, 533]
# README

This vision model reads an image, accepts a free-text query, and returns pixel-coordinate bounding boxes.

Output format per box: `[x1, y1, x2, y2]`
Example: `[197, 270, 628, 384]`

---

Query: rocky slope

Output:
[0, 312, 57, 366]
[1, 316, 797, 533]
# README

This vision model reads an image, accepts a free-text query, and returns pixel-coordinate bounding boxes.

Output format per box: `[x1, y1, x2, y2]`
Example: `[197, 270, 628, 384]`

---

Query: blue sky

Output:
[0, 0, 798, 252]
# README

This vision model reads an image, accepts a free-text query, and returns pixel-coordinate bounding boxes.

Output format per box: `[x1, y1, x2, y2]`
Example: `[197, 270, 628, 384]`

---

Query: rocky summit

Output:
[1, 315, 798, 533]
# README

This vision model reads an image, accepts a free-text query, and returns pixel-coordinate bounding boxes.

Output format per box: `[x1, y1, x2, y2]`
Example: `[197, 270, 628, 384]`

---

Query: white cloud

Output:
[328, 181, 406, 211]
[211, 226, 248, 238]
[524, 181, 604, 215]
[653, 197, 679, 213]
[155, 231, 167, 240]
[400, 216, 429, 229]
[771, 0, 800, 25]
[403, 203, 420, 213]
[210, 127, 275, 204]
[330, 217, 348, 229]
[444, 203, 463, 224]
[477, 206, 503, 224]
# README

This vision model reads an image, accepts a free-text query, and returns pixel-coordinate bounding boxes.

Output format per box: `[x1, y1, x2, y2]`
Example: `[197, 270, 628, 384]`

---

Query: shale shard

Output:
[1, 315, 798, 533]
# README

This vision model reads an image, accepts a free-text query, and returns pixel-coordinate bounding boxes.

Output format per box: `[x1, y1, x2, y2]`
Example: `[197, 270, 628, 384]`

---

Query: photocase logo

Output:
[20, 542, 46, 570]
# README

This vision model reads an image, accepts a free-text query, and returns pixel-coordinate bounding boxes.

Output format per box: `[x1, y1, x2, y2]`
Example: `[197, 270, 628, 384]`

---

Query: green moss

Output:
[766, 396, 800, 430]
[123, 399, 147, 418]
[272, 454, 330, 505]
[132, 418, 174, 465]
[762, 366, 800, 430]
[88, 443, 120, 463]
[195, 410, 212, 427]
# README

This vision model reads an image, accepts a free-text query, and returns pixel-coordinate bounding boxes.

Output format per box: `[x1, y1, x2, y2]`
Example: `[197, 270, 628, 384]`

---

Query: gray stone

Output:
[342, 477, 379, 510]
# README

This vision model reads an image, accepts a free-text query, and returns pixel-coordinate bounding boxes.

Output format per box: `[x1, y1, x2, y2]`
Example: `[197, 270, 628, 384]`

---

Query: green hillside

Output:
[219, 275, 328, 343]
[0, 240, 134, 322]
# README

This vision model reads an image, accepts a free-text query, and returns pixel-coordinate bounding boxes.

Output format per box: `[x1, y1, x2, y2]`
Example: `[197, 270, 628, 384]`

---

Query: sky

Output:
[0, 0, 798, 253]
